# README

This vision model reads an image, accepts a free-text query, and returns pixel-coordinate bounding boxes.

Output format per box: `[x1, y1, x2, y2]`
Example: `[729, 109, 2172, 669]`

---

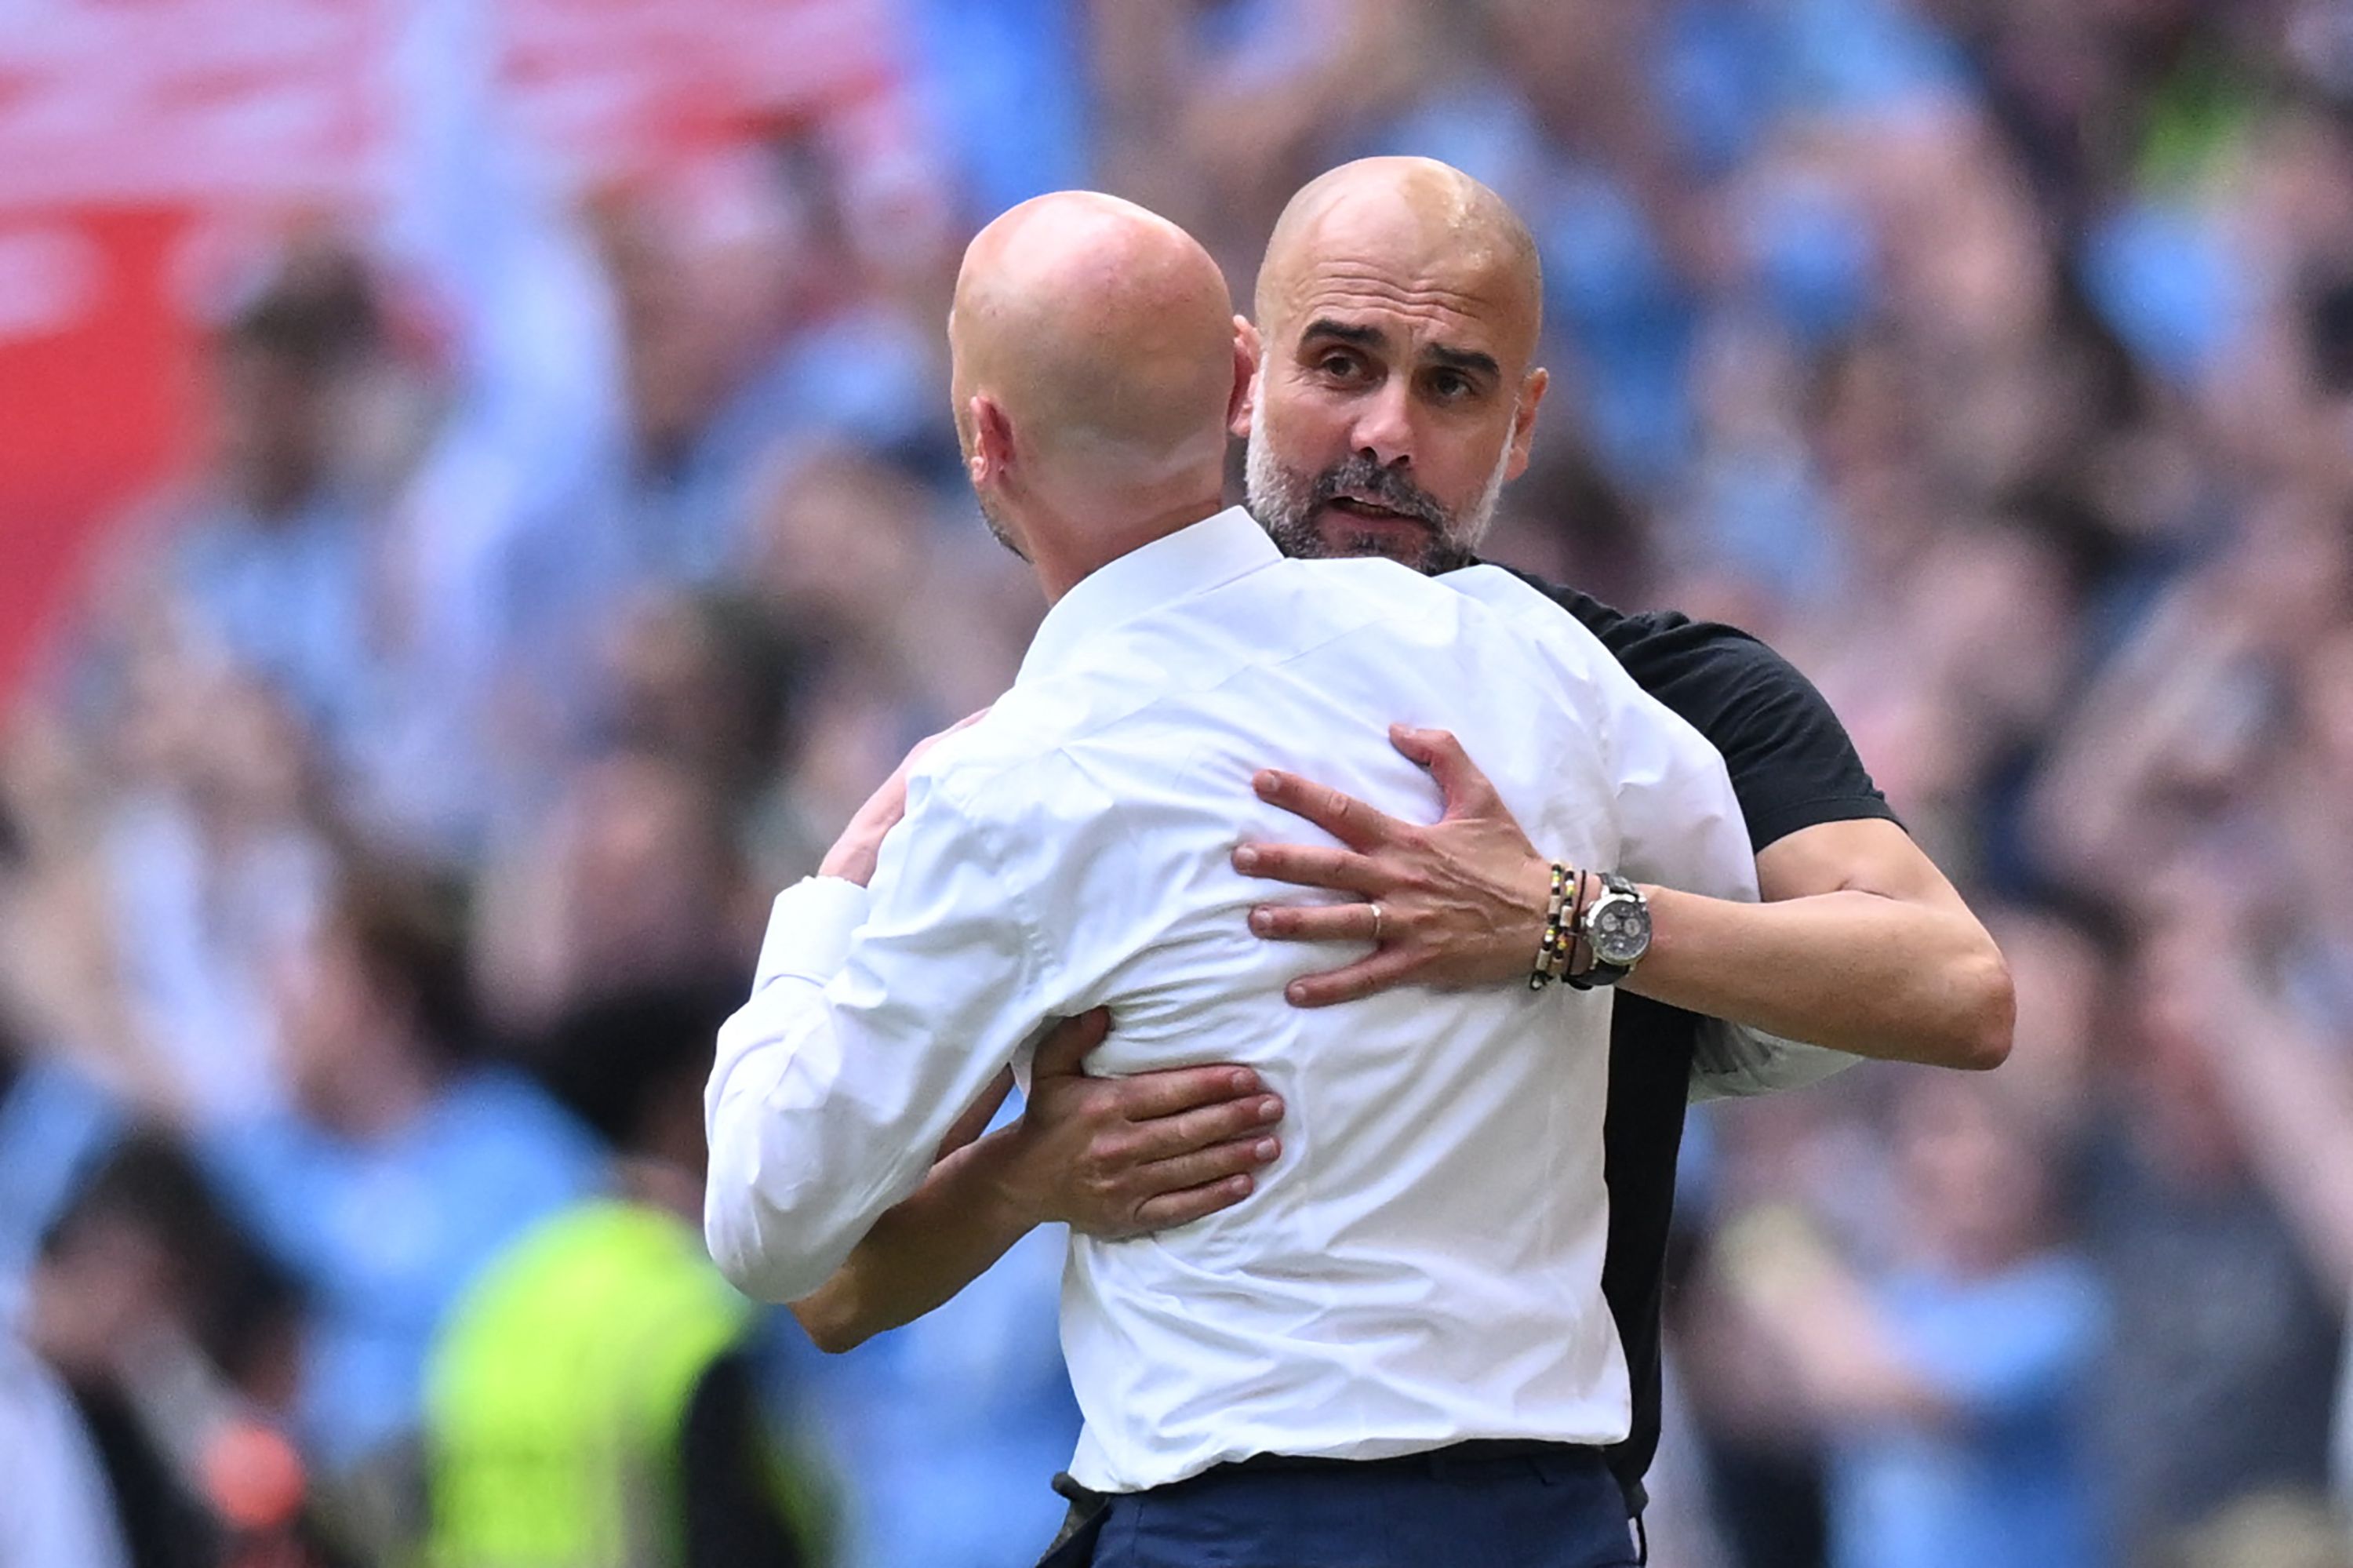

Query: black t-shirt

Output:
[1502, 568, 1897, 1515]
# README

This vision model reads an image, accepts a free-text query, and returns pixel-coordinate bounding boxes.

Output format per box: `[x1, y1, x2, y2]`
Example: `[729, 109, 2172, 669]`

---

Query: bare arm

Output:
[2024, 593, 2254, 903]
[789, 1011, 1284, 1353]
[1636, 818, 2013, 1070]
[1716, 1208, 1954, 1428]
[1235, 729, 2012, 1070]
[2162, 922, 2353, 1301]
[788, 1109, 1039, 1355]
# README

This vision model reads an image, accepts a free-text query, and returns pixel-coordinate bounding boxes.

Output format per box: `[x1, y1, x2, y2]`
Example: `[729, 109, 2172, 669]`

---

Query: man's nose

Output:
[1349, 380, 1416, 470]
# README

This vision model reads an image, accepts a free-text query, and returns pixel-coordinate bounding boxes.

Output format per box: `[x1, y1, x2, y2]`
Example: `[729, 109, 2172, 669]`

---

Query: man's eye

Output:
[1318, 353, 1362, 379]
[1430, 372, 1472, 401]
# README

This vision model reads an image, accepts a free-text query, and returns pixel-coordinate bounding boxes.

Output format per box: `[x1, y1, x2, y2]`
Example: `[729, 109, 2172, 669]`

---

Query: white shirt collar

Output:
[1016, 506, 1280, 686]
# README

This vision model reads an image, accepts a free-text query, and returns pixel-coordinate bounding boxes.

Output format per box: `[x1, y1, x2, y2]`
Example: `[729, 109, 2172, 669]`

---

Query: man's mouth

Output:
[1323, 495, 1429, 528]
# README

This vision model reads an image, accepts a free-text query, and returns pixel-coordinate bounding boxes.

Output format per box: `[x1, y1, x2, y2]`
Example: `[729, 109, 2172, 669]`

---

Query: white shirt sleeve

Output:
[1686, 1019, 1859, 1101]
[702, 766, 1060, 1303]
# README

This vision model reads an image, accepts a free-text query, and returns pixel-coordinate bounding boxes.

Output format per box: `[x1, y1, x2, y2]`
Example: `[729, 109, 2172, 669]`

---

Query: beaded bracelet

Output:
[1529, 863, 1574, 990]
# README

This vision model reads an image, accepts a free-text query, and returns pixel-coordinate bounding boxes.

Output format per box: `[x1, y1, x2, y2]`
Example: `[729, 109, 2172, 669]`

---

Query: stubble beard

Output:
[1243, 402, 1514, 577]
[975, 491, 1029, 563]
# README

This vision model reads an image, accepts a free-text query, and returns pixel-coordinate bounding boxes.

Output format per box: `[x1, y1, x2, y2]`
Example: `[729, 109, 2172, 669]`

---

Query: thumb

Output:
[1031, 1006, 1111, 1080]
[1390, 725, 1502, 820]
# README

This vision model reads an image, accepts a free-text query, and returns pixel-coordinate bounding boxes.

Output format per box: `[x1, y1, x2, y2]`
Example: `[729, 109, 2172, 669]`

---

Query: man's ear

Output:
[970, 394, 1014, 486]
[1229, 315, 1263, 439]
[1504, 366, 1547, 482]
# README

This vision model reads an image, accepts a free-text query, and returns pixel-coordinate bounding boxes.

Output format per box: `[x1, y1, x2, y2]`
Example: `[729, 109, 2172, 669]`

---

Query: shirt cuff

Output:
[753, 876, 872, 988]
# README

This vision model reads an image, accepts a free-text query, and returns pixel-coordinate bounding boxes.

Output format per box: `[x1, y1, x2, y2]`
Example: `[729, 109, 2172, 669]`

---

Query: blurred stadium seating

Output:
[2, 2, 2351, 1566]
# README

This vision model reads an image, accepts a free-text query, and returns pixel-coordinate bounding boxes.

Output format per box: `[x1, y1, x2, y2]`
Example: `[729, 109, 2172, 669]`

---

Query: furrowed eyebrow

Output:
[1426, 344, 1501, 380]
[1298, 318, 1500, 382]
[1298, 318, 1387, 351]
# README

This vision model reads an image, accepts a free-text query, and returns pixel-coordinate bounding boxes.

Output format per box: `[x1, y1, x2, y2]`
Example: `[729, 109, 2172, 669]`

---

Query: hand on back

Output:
[1003, 1010, 1285, 1239]
[1235, 724, 1552, 1004]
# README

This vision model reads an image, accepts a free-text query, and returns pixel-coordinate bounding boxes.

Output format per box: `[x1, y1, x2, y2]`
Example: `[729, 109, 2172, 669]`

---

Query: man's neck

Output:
[1032, 489, 1228, 603]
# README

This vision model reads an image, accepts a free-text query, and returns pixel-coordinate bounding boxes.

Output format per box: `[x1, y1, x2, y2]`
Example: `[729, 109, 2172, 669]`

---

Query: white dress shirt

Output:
[705, 507, 1761, 1492]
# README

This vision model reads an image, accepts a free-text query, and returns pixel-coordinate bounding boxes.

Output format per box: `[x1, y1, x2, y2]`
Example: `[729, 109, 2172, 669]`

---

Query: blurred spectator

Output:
[188, 860, 601, 1508]
[598, 591, 809, 815]
[24, 1133, 319, 1568]
[471, 751, 758, 1039]
[2076, 930, 2347, 1564]
[424, 984, 817, 1567]
[0, 1328, 128, 1568]
[595, 137, 943, 591]
[129, 250, 389, 777]
[1722, 1077, 2108, 1568]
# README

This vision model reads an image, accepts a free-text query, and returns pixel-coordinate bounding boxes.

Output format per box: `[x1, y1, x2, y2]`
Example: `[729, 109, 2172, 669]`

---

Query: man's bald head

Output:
[1242, 158, 1550, 576]
[1256, 158, 1542, 361]
[950, 192, 1238, 503]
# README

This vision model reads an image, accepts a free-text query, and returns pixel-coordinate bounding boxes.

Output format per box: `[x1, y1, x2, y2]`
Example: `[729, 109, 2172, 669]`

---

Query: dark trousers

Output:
[1042, 1442, 1639, 1568]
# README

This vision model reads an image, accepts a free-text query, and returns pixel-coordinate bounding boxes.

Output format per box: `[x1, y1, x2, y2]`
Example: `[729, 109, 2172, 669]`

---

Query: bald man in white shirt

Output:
[703, 192, 1754, 1568]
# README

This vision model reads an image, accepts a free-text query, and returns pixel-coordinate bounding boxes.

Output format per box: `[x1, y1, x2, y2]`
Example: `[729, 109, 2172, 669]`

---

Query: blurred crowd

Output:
[4, 1, 2353, 1565]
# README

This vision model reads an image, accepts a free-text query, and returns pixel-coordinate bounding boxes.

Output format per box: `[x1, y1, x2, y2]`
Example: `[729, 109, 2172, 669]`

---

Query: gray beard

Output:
[1243, 404, 1511, 577]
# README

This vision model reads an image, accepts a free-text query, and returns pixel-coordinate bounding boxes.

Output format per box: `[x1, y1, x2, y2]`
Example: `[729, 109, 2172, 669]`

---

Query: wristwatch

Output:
[1569, 873, 1650, 990]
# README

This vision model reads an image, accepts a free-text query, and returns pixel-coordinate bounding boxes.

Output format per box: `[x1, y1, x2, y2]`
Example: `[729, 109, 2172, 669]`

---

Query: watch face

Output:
[1590, 897, 1651, 967]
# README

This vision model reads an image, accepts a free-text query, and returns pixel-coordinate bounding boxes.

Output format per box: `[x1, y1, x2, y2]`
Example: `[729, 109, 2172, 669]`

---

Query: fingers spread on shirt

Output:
[1107, 1063, 1269, 1123]
[1130, 1172, 1258, 1231]
[1250, 769, 1400, 850]
[1125, 1092, 1285, 1162]
[1134, 1137, 1279, 1199]
[1248, 900, 1382, 944]
[1282, 948, 1426, 1008]
[1231, 841, 1384, 894]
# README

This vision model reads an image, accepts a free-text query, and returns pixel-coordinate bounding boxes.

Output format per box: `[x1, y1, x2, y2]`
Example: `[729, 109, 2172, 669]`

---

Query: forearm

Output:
[1720, 1210, 1953, 1427]
[788, 1128, 1041, 1354]
[2201, 985, 2353, 1299]
[1631, 886, 2012, 1069]
[1769, 1305, 1953, 1428]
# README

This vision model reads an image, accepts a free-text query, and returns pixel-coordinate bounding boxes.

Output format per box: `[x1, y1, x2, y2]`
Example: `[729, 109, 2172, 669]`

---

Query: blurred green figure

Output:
[423, 985, 820, 1568]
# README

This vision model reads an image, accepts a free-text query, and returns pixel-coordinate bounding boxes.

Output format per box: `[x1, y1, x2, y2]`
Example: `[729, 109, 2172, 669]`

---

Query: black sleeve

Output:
[677, 1352, 806, 1568]
[1499, 568, 1899, 852]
